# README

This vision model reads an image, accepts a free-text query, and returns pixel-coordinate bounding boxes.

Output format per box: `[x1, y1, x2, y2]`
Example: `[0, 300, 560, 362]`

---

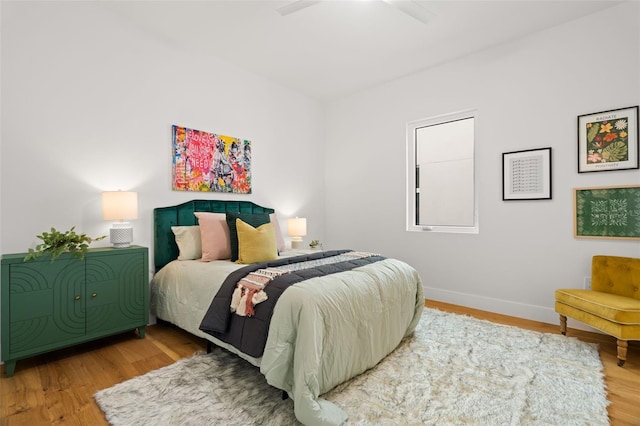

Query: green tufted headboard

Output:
[153, 199, 275, 272]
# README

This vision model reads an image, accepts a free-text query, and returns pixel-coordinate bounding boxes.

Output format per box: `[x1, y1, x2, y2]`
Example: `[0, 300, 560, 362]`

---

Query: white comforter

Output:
[151, 256, 424, 425]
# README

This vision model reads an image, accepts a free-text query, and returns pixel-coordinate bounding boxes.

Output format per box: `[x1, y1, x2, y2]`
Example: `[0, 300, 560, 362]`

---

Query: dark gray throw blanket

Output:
[199, 250, 386, 358]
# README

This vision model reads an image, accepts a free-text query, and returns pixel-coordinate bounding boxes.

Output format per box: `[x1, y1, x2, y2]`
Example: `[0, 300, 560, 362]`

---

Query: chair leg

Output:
[616, 340, 628, 367]
[559, 315, 567, 336]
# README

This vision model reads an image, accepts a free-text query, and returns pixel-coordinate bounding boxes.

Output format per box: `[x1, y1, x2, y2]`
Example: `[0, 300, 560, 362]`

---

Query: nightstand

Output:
[281, 248, 320, 256]
[1, 246, 149, 377]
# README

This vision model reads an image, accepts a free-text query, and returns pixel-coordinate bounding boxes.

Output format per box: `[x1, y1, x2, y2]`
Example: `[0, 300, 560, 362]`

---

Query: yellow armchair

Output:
[555, 255, 640, 366]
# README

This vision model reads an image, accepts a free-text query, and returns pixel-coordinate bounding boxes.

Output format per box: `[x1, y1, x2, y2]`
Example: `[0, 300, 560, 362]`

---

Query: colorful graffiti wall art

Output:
[172, 125, 252, 193]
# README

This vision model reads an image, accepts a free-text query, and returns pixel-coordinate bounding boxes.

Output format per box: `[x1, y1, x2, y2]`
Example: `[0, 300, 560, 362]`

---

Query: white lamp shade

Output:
[102, 191, 138, 221]
[287, 217, 307, 237]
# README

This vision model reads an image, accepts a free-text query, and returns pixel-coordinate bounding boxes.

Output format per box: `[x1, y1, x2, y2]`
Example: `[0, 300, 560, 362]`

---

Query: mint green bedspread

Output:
[260, 258, 424, 425]
[151, 256, 423, 425]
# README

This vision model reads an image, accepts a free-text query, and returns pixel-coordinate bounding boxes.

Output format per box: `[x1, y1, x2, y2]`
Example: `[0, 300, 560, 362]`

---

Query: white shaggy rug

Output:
[94, 309, 609, 425]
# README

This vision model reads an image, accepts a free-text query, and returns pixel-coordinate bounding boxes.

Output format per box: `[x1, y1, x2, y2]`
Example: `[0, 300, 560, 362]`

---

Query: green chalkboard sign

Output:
[574, 185, 640, 239]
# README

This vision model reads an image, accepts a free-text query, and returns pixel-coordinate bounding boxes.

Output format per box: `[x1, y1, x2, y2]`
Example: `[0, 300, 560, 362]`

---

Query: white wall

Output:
[0, 2, 326, 266]
[1, 1, 639, 340]
[324, 2, 640, 328]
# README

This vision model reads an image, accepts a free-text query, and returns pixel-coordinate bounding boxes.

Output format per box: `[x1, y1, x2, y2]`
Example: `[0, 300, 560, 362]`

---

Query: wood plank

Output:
[0, 357, 49, 425]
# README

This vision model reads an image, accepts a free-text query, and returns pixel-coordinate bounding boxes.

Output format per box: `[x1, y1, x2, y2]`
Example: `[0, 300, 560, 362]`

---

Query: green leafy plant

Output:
[309, 240, 322, 249]
[24, 227, 106, 262]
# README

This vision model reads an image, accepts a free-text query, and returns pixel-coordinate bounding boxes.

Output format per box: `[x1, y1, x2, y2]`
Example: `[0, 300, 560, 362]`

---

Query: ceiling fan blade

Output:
[382, 0, 437, 25]
[277, 0, 436, 24]
[277, 0, 321, 16]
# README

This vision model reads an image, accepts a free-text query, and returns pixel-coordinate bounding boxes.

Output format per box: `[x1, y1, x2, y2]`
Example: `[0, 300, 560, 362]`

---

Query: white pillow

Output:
[270, 213, 286, 253]
[171, 226, 202, 260]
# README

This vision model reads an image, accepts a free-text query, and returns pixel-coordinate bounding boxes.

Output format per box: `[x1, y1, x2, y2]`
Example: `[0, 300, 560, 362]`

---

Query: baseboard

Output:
[424, 286, 600, 333]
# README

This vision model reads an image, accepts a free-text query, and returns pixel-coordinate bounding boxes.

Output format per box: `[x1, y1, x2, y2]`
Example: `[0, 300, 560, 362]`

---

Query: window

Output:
[406, 110, 478, 233]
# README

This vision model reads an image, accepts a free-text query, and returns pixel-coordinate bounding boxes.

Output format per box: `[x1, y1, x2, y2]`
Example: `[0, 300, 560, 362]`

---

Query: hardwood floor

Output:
[1, 301, 638, 425]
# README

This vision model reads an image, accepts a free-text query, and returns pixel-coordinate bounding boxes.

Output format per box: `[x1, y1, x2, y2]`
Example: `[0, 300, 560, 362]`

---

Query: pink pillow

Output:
[270, 213, 286, 253]
[194, 212, 231, 261]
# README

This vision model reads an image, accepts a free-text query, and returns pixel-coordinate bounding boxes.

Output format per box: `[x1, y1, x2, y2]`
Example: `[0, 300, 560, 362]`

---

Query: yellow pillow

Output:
[236, 219, 278, 264]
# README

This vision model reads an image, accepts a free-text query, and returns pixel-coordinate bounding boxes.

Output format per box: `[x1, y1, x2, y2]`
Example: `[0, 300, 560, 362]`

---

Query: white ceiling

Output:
[99, 0, 623, 102]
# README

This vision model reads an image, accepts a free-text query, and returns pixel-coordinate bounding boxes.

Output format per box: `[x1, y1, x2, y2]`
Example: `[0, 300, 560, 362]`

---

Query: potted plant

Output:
[24, 227, 106, 262]
[309, 240, 323, 250]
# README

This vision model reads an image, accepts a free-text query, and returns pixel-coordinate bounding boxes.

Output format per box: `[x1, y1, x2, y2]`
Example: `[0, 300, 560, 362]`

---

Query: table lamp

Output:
[102, 191, 138, 248]
[287, 217, 307, 249]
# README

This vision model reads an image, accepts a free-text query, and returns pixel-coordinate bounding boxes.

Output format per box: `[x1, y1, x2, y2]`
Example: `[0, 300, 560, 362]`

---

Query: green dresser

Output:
[1, 246, 148, 377]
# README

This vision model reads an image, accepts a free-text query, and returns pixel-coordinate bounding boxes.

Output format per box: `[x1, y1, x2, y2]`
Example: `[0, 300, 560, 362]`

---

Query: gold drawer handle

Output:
[91, 293, 97, 298]
[74, 295, 81, 301]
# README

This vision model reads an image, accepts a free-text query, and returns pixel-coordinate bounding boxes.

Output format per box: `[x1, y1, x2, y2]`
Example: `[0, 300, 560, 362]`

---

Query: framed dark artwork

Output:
[577, 106, 639, 173]
[574, 185, 640, 239]
[502, 147, 552, 201]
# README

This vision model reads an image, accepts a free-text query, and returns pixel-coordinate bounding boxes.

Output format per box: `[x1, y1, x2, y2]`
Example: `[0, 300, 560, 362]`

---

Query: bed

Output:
[150, 200, 424, 426]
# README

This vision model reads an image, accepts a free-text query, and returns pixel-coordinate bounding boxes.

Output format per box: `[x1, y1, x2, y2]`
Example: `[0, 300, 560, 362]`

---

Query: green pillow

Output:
[225, 212, 271, 261]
